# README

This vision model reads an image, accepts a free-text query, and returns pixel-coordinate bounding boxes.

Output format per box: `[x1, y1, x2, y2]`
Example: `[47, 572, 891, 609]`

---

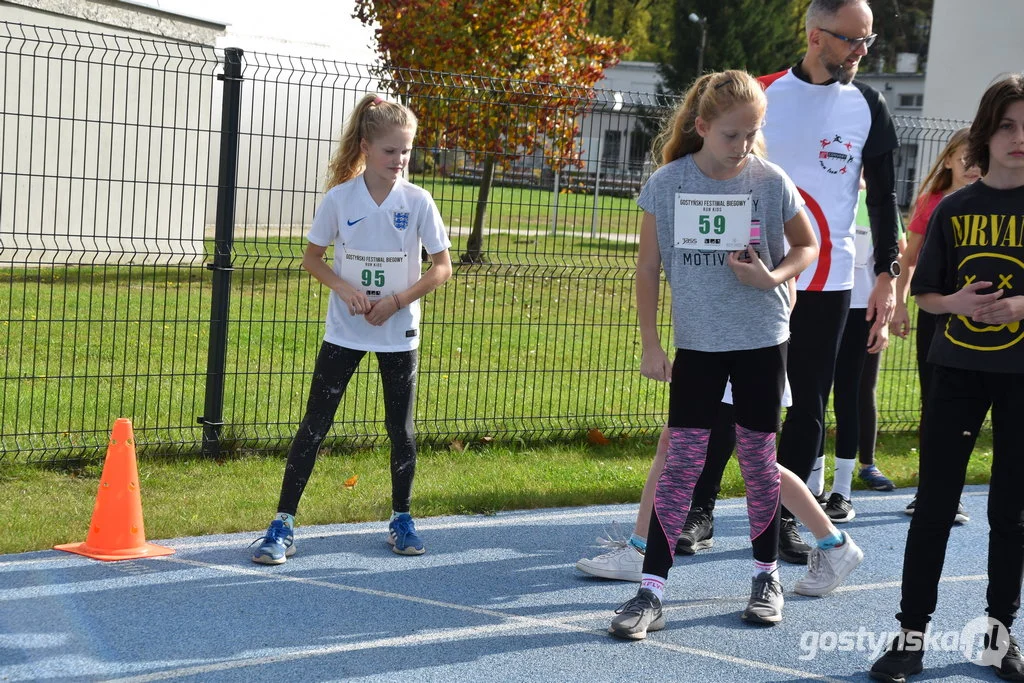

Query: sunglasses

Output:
[818, 27, 877, 50]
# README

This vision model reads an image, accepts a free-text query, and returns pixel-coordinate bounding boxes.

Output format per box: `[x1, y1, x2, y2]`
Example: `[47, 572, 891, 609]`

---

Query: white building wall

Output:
[0, 0, 224, 265]
[923, 0, 1024, 122]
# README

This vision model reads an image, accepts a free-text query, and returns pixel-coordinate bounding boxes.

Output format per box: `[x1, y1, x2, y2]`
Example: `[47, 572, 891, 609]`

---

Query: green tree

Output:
[587, 0, 675, 62]
[659, 0, 809, 95]
[353, 0, 628, 263]
[859, 0, 933, 73]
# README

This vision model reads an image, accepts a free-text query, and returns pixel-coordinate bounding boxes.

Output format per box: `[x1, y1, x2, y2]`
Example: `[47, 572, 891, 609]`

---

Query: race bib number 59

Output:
[674, 193, 752, 251]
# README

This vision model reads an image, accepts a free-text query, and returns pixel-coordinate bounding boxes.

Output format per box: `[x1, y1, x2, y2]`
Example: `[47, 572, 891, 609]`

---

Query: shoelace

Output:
[681, 511, 708, 533]
[594, 520, 629, 550]
[753, 576, 782, 601]
[615, 592, 655, 616]
[806, 547, 835, 579]
[248, 523, 289, 548]
[392, 517, 416, 541]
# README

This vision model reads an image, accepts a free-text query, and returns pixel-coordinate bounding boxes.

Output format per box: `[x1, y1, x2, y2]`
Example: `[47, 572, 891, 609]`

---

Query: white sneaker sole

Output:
[576, 560, 642, 582]
[608, 614, 666, 639]
[827, 508, 856, 523]
[251, 543, 296, 565]
[388, 535, 426, 555]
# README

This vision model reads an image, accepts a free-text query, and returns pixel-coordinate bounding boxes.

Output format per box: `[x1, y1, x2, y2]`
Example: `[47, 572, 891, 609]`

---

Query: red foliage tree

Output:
[354, 0, 628, 262]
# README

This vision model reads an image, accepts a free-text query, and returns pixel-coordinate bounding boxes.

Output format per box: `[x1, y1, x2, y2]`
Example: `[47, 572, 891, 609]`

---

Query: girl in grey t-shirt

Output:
[609, 70, 818, 638]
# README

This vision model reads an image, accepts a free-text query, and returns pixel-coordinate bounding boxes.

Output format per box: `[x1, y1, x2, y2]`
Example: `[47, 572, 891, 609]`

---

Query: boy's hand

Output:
[945, 281, 1003, 317]
[971, 293, 1024, 326]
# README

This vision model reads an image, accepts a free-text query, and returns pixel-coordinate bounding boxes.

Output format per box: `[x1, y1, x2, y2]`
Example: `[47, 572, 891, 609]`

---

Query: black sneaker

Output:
[870, 634, 924, 682]
[814, 490, 828, 507]
[824, 492, 856, 523]
[904, 496, 916, 516]
[677, 507, 714, 555]
[779, 517, 811, 565]
[995, 634, 1024, 681]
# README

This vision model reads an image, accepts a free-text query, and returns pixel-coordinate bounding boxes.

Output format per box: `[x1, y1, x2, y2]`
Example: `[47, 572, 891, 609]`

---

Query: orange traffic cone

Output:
[55, 418, 174, 561]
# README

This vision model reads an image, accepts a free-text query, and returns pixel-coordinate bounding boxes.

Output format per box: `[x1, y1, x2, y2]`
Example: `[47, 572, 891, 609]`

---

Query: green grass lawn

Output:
[2, 429, 993, 555]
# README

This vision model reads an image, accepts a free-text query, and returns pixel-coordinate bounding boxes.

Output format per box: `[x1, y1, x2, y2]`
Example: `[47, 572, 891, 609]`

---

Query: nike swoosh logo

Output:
[346, 217, 366, 226]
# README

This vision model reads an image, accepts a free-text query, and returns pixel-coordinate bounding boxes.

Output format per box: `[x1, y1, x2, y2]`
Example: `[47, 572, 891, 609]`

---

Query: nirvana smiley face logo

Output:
[818, 134, 856, 176]
[946, 253, 1024, 351]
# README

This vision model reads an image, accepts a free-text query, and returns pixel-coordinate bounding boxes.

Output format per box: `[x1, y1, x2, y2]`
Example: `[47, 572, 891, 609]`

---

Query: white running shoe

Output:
[576, 538, 643, 581]
[793, 532, 864, 597]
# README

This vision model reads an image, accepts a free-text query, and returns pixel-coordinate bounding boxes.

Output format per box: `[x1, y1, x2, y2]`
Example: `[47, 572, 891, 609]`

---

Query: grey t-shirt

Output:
[637, 154, 804, 352]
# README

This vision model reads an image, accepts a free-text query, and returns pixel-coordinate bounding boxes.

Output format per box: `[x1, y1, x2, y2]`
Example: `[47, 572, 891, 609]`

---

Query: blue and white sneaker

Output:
[251, 518, 295, 565]
[388, 513, 426, 555]
[858, 465, 896, 492]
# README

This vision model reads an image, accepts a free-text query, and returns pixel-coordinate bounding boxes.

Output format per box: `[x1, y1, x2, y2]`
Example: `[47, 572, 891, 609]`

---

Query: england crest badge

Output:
[393, 212, 410, 231]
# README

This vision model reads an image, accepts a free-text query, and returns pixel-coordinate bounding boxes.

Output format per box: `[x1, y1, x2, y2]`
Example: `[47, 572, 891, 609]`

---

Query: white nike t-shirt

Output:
[307, 175, 450, 352]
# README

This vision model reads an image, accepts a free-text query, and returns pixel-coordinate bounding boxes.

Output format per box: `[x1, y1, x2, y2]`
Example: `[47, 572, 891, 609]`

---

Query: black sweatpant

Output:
[276, 341, 418, 516]
[833, 309, 881, 465]
[897, 365, 1024, 632]
[916, 309, 938, 409]
[776, 290, 851, 520]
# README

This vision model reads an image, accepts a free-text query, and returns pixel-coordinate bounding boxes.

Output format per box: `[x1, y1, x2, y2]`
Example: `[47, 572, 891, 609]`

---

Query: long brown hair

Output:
[913, 127, 971, 207]
[653, 70, 767, 167]
[324, 94, 418, 190]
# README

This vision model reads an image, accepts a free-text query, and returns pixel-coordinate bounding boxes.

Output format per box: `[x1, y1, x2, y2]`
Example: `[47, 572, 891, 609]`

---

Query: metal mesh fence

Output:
[0, 21, 971, 464]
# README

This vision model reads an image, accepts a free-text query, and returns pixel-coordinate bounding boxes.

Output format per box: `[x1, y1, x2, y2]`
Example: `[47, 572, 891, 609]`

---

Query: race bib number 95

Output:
[674, 193, 752, 251]
[340, 248, 409, 300]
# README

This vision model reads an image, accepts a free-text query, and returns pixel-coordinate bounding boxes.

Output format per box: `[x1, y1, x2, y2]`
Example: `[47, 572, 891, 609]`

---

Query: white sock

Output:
[807, 456, 826, 497]
[640, 574, 666, 601]
[833, 458, 856, 499]
[275, 512, 294, 529]
[754, 560, 778, 577]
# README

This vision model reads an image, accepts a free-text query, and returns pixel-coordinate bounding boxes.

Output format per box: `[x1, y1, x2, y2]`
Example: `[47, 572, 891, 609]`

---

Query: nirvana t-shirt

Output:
[308, 175, 451, 352]
[912, 181, 1024, 372]
[638, 154, 804, 352]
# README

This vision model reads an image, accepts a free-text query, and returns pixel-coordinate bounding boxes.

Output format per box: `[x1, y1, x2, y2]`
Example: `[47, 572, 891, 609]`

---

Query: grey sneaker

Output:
[742, 571, 784, 624]
[609, 587, 665, 640]
[824, 492, 856, 523]
[793, 532, 864, 596]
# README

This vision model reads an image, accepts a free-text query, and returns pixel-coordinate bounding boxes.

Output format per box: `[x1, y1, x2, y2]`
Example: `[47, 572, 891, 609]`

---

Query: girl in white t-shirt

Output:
[252, 94, 452, 564]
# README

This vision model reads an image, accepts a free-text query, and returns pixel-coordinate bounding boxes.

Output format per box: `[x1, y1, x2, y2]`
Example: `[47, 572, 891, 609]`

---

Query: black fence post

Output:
[199, 47, 243, 458]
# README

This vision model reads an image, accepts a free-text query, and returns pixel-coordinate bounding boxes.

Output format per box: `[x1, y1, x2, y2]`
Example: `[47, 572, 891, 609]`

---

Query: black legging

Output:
[277, 341, 418, 515]
[833, 309, 881, 465]
[643, 345, 785, 579]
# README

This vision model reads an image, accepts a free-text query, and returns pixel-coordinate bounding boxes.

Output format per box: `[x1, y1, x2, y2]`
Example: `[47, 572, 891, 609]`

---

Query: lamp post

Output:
[688, 13, 708, 76]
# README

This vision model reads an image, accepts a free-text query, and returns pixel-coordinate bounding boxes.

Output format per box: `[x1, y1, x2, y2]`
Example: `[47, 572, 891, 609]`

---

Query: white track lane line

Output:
[105, 555, 843, 682]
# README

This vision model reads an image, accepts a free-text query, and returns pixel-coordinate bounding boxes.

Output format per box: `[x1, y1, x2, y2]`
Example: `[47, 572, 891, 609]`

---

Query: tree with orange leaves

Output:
[353, 0, 628, 263]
